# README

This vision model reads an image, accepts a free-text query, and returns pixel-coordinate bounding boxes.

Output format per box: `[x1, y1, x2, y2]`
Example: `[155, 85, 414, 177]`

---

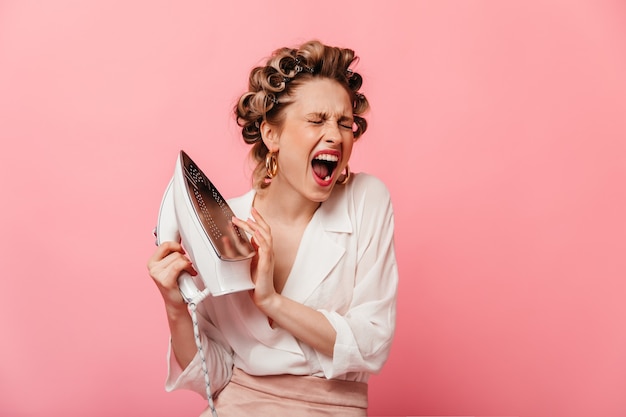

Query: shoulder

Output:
[344, 172, 392, 204]
[325, 172, 394, 224]
[338, 173, 396, 240]
[226, 189, 255, 219]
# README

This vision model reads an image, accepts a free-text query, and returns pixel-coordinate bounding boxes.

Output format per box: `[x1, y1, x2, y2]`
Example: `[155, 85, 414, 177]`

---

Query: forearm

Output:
[261, 294, 337, 357]
[165, 304, 198, 369]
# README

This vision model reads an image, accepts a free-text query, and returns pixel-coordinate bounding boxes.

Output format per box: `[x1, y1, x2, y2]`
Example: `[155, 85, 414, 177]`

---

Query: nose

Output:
[323, 123, 341, 144]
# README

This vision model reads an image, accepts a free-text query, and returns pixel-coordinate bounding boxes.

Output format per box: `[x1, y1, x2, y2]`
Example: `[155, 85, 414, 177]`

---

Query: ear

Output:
[260, 120, 279, 152]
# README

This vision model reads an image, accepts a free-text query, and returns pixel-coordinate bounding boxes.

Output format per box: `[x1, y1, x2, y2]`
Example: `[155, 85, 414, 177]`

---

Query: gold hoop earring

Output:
[337, 164, 350, 185]
[265, 152, 278, 179]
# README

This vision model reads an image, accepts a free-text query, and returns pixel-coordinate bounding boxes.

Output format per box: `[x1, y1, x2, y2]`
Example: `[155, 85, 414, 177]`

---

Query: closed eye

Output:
[338, 117, 354, 130]
[306, 113, 353, 129]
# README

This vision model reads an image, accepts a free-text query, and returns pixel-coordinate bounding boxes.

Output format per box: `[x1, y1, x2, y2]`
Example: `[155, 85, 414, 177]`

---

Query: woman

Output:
[147, 40, 398, 416]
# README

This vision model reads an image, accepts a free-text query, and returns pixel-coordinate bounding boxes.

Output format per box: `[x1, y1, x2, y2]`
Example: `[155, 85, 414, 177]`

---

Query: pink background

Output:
[1, 1, 625, 416]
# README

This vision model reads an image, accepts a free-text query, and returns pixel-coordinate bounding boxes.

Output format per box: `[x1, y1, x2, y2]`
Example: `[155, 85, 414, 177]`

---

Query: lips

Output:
[311, 150, 340, 184]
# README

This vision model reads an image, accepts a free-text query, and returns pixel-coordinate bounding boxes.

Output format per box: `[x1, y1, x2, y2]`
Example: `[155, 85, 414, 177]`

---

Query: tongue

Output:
[312, 161, 330, 179]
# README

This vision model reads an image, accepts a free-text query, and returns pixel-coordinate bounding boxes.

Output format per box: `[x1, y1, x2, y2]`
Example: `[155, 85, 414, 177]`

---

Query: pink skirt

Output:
[203, 367, 368, 416]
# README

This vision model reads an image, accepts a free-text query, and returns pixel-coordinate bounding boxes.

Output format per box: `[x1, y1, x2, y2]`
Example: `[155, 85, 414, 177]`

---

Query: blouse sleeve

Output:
[164, 301, 234, 398]
[317, 175, 399, 378]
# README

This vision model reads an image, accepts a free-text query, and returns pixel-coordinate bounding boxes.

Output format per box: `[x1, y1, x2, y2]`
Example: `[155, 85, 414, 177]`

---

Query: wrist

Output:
[258, 293, 282, 318]
[165, 302, 189, 320]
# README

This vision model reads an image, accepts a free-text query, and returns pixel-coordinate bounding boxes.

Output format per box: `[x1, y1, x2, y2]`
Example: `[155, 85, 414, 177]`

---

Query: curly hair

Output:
[235, 40, 370, 190]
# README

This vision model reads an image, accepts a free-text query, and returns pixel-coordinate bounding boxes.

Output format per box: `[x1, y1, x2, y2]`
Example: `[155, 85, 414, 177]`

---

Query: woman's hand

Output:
[147, 241, 197, 310]
[232, 208, 277, 311]
[234, 208, 337, 355]
[147, 241, 200, 369]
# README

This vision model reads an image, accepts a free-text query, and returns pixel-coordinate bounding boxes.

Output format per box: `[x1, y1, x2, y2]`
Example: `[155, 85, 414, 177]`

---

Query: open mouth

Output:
[311, 153, 339, 182]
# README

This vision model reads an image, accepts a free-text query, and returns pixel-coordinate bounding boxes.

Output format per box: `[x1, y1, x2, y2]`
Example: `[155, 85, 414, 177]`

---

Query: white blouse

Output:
[165, 173, 399, 398]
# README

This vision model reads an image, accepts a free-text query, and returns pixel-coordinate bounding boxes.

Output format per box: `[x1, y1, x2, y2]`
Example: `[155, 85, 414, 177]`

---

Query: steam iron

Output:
[155, 150, 255, 302]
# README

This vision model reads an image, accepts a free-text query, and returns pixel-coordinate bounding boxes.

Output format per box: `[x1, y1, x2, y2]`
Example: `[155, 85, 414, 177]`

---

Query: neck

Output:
[254, 180, 320, 225]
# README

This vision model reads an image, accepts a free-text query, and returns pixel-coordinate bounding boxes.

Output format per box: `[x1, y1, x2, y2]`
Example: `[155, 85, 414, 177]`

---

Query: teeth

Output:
[314, 154, 339, 162]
